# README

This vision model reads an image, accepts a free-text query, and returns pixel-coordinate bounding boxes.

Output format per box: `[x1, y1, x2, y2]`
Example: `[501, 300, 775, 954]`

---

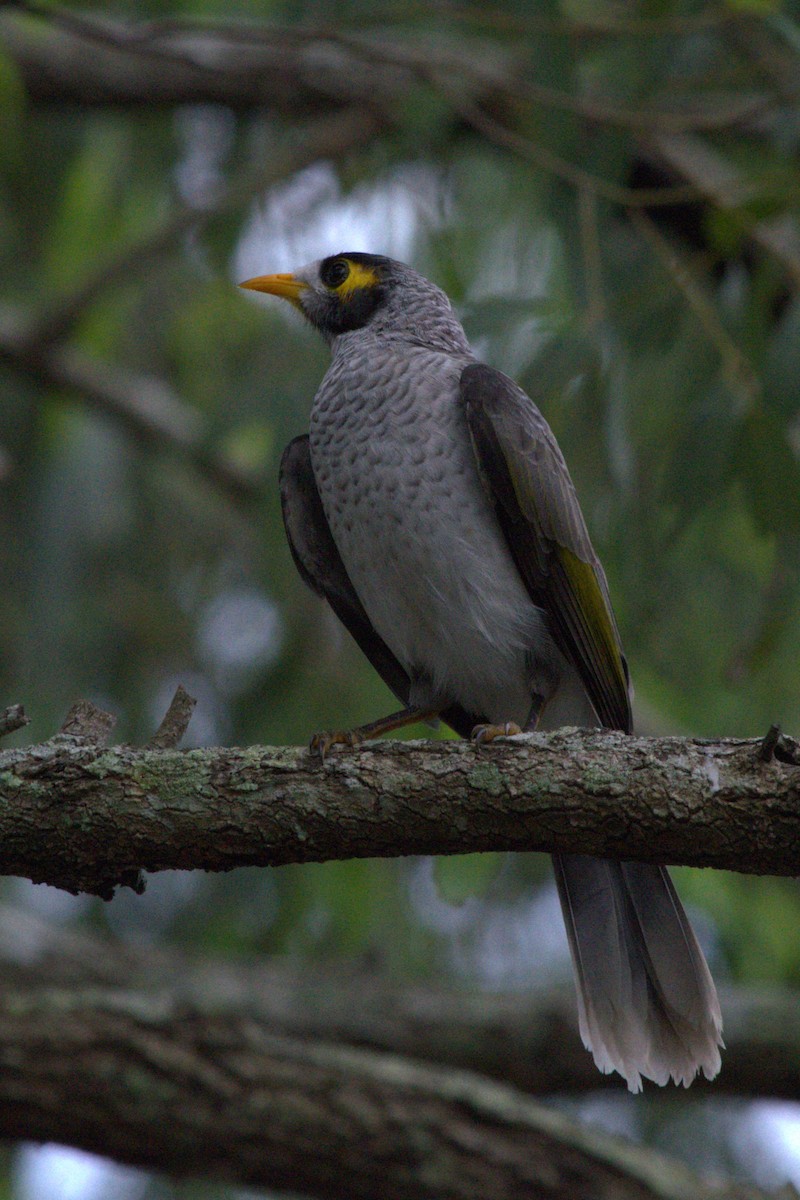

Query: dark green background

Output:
[2, 0, 800, 1194]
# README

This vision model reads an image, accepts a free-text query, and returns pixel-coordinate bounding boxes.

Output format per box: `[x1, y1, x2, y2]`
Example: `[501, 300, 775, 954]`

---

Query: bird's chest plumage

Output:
[309, 341, 554, 722]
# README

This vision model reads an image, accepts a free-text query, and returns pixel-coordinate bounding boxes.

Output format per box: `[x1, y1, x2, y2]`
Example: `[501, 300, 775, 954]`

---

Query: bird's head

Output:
[240, 252, 390, 338]
[239, 252, 470, 353]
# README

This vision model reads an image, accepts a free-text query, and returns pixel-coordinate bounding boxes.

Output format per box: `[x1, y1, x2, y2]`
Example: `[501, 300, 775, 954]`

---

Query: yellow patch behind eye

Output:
[336, 261, 380, 298]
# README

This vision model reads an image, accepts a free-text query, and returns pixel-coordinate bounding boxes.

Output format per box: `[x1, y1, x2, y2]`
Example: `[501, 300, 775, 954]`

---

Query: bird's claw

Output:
[471, 721, 522, 745]
[310, 729, 365, 762]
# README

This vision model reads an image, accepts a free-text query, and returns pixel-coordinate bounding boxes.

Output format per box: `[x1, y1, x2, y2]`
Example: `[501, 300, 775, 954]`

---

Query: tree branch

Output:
[645, 132, 800, 290]
[1, 8, 771, 133]
[0, 9, 421, 113]
[0, 966, 769, 1199]
[1, 724, 799, 897]
[0, 705, 29, 739]
[4, 10, 796, 279]
[0, 304, 262, 506]
[0, 902, 797, 1102]
[147, 683, 196, 749]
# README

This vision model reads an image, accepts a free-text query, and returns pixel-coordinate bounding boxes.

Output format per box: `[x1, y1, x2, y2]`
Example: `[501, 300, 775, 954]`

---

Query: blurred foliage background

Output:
[2, 0, 800, 1195]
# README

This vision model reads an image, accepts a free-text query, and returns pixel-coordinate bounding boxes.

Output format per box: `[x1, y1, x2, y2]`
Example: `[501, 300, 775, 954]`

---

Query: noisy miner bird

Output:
[239, 252, 723, 1091]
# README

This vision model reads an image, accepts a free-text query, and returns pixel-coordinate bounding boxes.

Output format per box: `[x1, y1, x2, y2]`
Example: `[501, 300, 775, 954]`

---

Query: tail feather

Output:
[554, 853, 723, 1092]
[620, 860, 723, 1081]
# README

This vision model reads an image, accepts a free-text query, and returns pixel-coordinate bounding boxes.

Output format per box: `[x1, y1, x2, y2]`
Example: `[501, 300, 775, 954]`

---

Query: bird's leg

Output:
[311, 705, 440, 761]
[523, 693, 547, 731]
[471, 693, 547, 745]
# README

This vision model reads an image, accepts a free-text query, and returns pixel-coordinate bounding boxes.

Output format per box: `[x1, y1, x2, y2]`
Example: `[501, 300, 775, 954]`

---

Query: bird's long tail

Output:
[553, 852, 723, 1092]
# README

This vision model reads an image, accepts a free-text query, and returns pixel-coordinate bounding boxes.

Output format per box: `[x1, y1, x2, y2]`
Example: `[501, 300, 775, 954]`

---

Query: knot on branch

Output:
[759, 724, 800, 766]
[3, 686, 197, 899]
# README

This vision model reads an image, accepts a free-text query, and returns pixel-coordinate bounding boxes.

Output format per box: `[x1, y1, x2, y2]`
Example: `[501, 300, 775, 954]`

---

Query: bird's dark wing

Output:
[280, 435, 477, 737]
[460, 363, 631, 733]
[280, 435, 412, 705]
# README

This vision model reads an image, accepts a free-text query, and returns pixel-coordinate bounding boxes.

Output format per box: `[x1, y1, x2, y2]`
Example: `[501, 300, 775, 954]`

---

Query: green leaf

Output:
[434, 853, 501, 906]
[0, 43, 25, 164]
[42, 123, 129, 289]
[730, 411, 800, 536]
[664, 387, 738, 517]
[726, 0, 780, 13]
[766, 8, 800, 38]
[220, 421, 273, 475]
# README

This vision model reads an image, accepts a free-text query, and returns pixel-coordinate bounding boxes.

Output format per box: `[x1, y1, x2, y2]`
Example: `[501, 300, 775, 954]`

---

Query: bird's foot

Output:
[309, 706, 441, 762]
[471, 721, 522, 745]
[310, 729, 365, 762]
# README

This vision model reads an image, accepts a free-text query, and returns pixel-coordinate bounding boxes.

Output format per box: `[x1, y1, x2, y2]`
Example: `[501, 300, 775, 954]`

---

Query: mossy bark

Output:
[0, 728, 798, 896]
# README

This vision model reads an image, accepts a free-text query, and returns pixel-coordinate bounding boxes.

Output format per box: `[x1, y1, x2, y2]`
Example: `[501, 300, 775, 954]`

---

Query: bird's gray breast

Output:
[308, 340, 557, 723]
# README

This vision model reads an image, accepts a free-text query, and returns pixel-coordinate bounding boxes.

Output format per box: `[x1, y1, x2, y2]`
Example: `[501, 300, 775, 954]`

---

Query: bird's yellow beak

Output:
[238, 272, 308, 309]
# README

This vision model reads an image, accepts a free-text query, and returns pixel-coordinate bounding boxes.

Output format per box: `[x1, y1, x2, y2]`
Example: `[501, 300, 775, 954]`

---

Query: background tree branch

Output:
[0, 961, 770, 1200]
[0, 10, 502, 114]
[0, 902, 796, 1103]
[0, 7, 769, 128]
[25, 106, 379, 349]
[0, 305, 262, 506]
[1, 716, 799, 896]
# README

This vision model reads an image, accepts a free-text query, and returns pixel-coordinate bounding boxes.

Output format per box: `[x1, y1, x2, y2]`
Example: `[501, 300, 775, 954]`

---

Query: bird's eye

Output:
[320, 258, 350, 289]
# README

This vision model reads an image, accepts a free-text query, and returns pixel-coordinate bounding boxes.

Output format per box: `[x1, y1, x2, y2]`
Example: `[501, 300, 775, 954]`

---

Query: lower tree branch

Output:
[0, 903, 796, 1102]
[0, 727, 798, 896]
[0, 971, 766, 1200]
